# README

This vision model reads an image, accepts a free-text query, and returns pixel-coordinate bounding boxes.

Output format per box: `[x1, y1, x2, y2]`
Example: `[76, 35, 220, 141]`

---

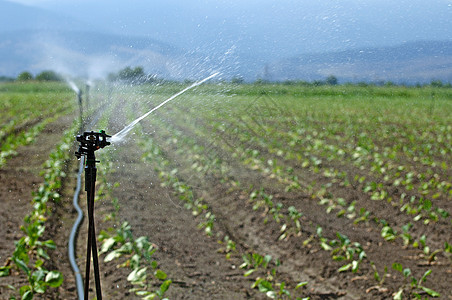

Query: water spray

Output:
[110, 72, 220, 143]
[70, 72, 218, 299]
[75, 130, 111, 300]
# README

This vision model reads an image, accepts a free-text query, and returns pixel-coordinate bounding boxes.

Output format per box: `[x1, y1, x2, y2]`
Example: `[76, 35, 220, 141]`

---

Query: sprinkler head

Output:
[75, 130, 111, 159]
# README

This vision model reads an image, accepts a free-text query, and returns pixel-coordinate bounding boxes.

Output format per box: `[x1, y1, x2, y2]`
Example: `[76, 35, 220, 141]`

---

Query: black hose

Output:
[68, 157, 85, 300]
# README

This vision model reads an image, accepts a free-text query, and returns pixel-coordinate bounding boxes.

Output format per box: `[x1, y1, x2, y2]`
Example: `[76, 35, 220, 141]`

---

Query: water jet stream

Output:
[66, 79, 80, 94]
[110, 72, 219, 143]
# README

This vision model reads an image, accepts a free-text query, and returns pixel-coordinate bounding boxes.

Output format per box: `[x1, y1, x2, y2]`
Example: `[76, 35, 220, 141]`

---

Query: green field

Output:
[1, 81, 451, 299]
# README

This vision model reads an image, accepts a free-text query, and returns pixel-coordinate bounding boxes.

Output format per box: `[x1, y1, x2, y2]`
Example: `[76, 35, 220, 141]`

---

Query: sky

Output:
[1, 0, 451, 80]
[5, 0, 452, 58]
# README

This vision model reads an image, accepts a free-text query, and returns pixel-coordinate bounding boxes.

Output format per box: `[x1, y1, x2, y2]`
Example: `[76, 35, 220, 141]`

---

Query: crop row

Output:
[0, 107, 74, 168]
[173, 94, 451, 249]
[134, 92, 447, 298]
[95, 158, 172, 300]
[0, 121, 79, 299]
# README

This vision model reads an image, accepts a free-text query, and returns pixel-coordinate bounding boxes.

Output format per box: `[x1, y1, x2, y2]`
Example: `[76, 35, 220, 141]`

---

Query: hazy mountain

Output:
[266, 41, 452, 84]
[0, 0, 451, 82]
[0, 29, 217, 80]
[11, 0, 451, 58]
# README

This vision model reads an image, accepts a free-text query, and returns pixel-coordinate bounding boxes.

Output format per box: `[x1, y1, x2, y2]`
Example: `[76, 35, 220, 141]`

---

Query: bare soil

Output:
[0, 114, 77, 299]
[1, 98, 451, 300]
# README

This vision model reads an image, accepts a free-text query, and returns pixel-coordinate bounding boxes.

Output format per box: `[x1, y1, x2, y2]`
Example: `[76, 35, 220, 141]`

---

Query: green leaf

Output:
[33, 282, 47, 294]
[160, 279, 171, 294]
[142, 293, 157, 300]
[295, 281, 308, 289]
[258, 280, 273, 293]
[104, 250, 122, 262]
[320, 242, 332, 251]
[402, 268, 411, 278]
[420, 269, 432, 282]
[151, 260, 158, 269]
[37, 248, 50, 260]
[0, 266, 11, 277]
[45, 271, 64, 287]
[351, 260, 359, 273]
[21, 290, 33, 300]
[127, 267, 147, 283]
[266, 291, 276, 299]
[136, 290, 151, 296]
[263, 255, 272, 266]
[392, 263, 403, 273]
[34, 259, 44, 269]
[393, 288, 403, 300]
[100, 237, 116, 254]
[14, 258, 30, 276]
[42, 240, 56, 249]
[338, 263, 352, 272]
[155, 269, 167, 280]
[421, 286, 440, 297]
[31, 269, 45, 283]
[244, 269, 255, 277]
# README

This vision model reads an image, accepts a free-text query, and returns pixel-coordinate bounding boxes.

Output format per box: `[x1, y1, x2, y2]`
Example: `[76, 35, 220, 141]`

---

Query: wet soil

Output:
[0, 114, 78, 299]
[2, 95, 451, 300]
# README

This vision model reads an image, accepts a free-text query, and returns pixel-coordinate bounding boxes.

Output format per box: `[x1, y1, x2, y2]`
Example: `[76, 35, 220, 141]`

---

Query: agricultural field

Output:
[1, 81, 451, 299]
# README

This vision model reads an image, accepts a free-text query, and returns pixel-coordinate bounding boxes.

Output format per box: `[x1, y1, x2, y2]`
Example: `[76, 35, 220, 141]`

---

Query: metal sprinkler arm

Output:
[75, 130, 111, 160]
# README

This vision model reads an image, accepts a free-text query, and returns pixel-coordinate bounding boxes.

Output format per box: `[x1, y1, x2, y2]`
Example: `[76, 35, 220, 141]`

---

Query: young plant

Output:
[391, 263, 440, 299]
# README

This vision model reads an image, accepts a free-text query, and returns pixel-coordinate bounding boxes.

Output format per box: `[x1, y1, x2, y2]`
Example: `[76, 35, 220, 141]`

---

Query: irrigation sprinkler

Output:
[77, 89, 84, 126]
[85, 84, 90, 111]
[75, 130, 111, 300]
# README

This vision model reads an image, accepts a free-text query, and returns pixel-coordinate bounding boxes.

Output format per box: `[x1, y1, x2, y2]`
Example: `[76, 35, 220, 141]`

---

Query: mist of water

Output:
[66, 79, 80, 94]
[110, 72, 220, 143]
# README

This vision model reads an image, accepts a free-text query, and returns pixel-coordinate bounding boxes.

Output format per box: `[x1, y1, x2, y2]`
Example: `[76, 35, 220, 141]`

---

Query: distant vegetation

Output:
[0, 70, 63, 82]
[1, 67, 451, 88]
[107, 66, 160, 84]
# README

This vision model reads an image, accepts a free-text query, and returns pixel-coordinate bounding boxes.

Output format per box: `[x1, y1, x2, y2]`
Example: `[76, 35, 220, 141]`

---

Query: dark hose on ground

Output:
[68, 157, 85, 300]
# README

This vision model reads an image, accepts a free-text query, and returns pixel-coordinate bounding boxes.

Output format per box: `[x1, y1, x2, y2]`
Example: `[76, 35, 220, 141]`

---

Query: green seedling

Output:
[392, 263, 440, 299]
[331, 233, 366, 273]
[218, 235, 237, 259]
[99, 222, 170, 299]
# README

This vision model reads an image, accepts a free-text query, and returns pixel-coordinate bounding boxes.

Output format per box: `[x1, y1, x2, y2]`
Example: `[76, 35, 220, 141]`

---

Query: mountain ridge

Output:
[265, 40, 452, 84]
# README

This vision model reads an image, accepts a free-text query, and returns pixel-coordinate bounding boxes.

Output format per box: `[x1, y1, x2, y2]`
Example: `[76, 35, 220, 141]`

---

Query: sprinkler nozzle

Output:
[75, 130, 111, 159]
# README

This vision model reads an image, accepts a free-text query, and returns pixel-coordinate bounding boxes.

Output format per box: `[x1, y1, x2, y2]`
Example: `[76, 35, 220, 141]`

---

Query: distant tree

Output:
[231, 76, 244, 84]
[118, 66, 146, 84]
[108, 66, 160, 84]
[36, 70, 61, 81]
[255, 78, 270, 85]
[0, 76, 14, 82]
[312, 80, 325, 86]
[17, 71, 33, 81]
[183, 79, 195, 85]
[326, 75, 338, 85]
[107, 72, 118, 82]
[430, 80, 443, 88]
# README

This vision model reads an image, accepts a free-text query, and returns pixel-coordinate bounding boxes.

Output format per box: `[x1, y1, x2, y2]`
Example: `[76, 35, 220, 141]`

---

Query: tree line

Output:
[1, 68, 451, 88]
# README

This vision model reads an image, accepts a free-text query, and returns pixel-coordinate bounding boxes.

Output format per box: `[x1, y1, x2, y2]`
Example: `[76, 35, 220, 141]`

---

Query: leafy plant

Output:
[392, 263, 440, 299]
[99, 222, 171, 299]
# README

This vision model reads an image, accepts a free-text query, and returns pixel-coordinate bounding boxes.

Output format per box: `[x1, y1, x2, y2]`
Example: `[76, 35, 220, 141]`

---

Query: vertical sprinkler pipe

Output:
[75, 130, 111, 300]
[69, 104, 109, 300]
[77, 90, 83, 126]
